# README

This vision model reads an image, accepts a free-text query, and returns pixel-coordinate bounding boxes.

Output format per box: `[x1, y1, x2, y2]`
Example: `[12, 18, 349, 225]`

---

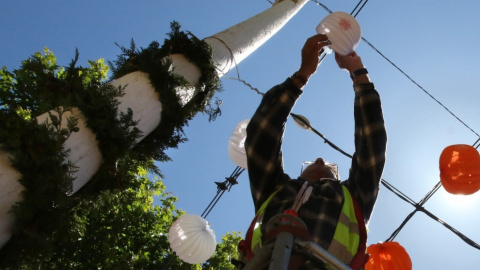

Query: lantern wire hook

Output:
[201, 166, 244, 219]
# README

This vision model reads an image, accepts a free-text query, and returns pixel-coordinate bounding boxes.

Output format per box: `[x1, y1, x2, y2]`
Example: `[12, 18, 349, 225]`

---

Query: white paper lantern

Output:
[228, 119, 250, 169]
[168, 214, 217, 264]
[316, 11, 361, 55]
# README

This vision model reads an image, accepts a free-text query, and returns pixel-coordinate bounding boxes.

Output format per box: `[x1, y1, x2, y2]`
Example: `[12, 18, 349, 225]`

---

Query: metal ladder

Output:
[239, 213, 352, 270]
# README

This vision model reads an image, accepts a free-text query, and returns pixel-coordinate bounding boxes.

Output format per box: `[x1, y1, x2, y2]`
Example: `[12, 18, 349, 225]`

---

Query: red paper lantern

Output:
[365, 242, 412, 270]
[439, 144, 480, 195]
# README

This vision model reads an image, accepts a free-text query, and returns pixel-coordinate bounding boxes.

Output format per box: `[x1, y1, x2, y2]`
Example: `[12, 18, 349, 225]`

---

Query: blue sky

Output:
[2, 0, 480, 268]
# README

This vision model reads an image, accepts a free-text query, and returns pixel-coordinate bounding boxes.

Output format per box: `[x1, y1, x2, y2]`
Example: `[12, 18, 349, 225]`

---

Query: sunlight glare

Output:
[440, 190, 479, 210]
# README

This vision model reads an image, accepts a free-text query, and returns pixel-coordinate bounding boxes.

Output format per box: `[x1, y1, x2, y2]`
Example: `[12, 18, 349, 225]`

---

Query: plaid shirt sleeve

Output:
[246, 78, 387, 224]
[245, 78, 302, 212]
[344, 82, 387, 223]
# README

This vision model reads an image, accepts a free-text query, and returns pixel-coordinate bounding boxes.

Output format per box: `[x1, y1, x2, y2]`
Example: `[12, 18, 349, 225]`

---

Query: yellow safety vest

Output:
[250, 187, 282, 252]
[250, 185, 362, 265]
[327, 186, 361, 263]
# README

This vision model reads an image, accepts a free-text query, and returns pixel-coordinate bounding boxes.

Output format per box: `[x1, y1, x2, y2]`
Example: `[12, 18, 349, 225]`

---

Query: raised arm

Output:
[246, 34, 331, 211]
[245, 80, 299, 211]
[336, 52, 387, 222]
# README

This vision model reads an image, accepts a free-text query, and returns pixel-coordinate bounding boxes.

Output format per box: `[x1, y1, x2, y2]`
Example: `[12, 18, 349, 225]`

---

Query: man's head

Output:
[300, 158, 338, 183]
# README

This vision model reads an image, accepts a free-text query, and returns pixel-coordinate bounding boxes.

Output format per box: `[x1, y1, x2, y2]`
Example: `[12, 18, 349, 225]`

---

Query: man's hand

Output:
[334, 51, 364, 73]
[335, 52, 370, 84]
[297, 34, 331, 79]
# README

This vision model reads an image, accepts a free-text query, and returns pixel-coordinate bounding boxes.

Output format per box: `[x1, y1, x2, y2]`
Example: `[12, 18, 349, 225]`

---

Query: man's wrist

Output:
[350, 68, 371, 84]
[291, 71, 309, 88]
[350, 68, 368, 80]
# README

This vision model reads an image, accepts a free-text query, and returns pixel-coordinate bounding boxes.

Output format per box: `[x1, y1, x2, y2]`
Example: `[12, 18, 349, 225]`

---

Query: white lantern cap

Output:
[228, 119, 250, 169]
[316, 12, 361, 55]
[168, 214, 217, 264]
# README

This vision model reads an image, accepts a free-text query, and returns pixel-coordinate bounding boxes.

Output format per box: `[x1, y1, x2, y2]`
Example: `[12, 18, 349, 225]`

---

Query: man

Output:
[240, 34, 387, 269]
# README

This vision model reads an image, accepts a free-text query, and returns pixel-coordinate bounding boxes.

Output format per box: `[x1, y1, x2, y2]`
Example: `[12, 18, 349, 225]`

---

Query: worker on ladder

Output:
[235, 34, 387, 269]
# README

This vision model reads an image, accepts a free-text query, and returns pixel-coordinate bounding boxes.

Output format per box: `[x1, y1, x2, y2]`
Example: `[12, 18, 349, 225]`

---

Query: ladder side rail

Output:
[295, 239, 352, 270]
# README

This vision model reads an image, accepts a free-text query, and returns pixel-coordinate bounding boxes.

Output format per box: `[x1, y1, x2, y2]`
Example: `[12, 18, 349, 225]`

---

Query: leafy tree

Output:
[0, 165, 242, 269]
[0, 42, 240, 268]
[203, 232, 243, 270]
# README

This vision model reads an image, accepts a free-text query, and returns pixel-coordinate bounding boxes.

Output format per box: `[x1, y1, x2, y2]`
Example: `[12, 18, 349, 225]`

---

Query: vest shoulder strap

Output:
[347, 187, 370, 269]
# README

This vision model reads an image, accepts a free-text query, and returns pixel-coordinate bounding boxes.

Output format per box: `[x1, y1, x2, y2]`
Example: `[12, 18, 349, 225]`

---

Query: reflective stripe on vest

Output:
[249, 185, 361, 264]
[250, 188, 282, 252]
[327, 186, 360, 263]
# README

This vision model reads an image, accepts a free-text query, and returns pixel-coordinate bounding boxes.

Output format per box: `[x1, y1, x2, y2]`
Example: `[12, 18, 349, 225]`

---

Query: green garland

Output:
[110, 21, 222, 167]
[0, 21, 222, 253]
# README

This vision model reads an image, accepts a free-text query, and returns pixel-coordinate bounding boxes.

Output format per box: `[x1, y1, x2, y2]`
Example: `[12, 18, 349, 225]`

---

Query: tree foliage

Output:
[0, 166, 242, 269]
[0, 24, 240, 269]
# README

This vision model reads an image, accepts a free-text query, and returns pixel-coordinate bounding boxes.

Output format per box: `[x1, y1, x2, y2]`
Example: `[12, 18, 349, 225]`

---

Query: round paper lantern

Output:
[168, 214, 217, 264]
[228, 119, 250, 169]
[316, 11, 361, 55]
[365, 241, 412, 270]
[440, 144, 480, 195]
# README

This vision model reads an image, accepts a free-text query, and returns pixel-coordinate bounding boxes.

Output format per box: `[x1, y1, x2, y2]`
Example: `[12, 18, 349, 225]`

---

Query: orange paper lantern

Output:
[365, 242, 412, 270]
[439, 144, 480, 195]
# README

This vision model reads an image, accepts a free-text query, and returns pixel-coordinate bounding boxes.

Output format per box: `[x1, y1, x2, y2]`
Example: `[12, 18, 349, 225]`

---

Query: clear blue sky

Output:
[2, 0, 480, 268]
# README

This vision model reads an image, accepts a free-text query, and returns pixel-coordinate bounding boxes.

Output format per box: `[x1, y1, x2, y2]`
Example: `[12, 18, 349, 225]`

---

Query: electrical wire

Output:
[211, 0, 480, 251]
[201, 166, 244, 218]
[309, 0, 480, 138]
[474, 138, 480, 149]
[289, 112, 480, 250]
[360, 37, 480, 138]
[351, 0, 368, 18]
[311, 0, 332, 14]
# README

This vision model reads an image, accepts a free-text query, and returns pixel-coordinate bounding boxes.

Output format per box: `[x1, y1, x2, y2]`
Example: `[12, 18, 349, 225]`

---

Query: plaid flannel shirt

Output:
[245, 78, 387, 268]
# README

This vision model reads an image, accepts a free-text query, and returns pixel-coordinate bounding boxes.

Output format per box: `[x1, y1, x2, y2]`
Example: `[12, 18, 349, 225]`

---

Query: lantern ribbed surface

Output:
[168, 214, 217, 264]
[228, 119, 250, 169]
[440, 144, 480, 195]
[366, 241, 412, 270]
[316, 11, 361, 55]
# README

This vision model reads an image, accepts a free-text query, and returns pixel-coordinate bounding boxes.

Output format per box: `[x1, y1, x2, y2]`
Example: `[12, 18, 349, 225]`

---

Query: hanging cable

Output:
[350, 0, 364, 16]
[420, 206, 480, 250]
[380, 179, 417, 207]
[386, 180, 441, 242]
[360, 37, 480, 138]
[206, 33, 265, 96]
[290, 112, 480, 250]
[225, 76, 265, 96]
[310, 0, 332, 14]
[474, 138, 480, 149]
[351, 0, 368, 18]
[386, 195, 480, 250]
[418, 181, 442, 206]
[387, 140, 479, 244]
[201, 166, 244, 219]
[228, 0, 480, 253]
[308, 0, 480, 138]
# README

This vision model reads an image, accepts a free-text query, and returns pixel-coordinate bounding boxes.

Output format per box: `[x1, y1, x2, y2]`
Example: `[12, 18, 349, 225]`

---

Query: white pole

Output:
[205, 0, 308, 76]
[0, 0, 308, 248]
